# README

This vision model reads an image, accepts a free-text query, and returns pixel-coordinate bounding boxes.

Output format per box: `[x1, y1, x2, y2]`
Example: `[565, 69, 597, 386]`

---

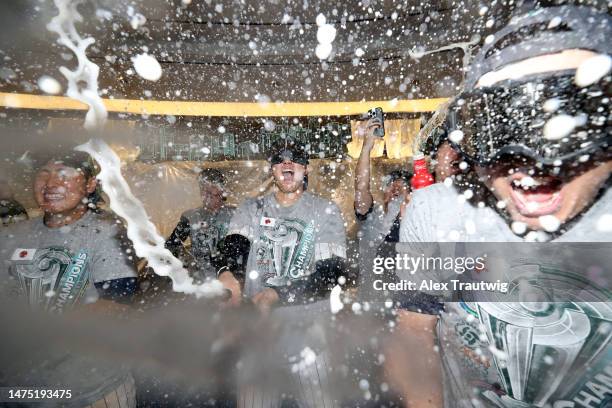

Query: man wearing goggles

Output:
[389, 6, 611, 408]
[217, 139, 347, 407]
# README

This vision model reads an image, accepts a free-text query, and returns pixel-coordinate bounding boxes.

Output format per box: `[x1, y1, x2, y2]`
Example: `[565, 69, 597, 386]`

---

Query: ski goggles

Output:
[269, 148, 309, 166]
[448, 72, 611, 167]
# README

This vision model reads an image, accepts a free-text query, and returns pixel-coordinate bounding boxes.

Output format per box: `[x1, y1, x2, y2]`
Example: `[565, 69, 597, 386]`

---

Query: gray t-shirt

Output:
[228, 191, 347, 298]
[229, 192, 347, 357]
[0, 210, 136, 406]
[1, 210, 137, 300]
[357, 198, 401, 294]
[168, 206, 234, 279]
[398, 183, 612, 408]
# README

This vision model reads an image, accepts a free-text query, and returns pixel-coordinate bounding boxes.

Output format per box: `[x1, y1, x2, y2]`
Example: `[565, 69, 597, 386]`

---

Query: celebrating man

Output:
[218, 139, 347, 407]
[390, 6, 611, 408]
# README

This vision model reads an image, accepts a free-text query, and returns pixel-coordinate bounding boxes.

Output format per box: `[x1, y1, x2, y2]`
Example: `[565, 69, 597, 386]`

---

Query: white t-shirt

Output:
[398, 183, 612, 408]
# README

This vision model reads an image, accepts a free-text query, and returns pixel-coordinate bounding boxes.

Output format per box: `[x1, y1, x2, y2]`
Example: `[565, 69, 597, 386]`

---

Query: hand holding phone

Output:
[367, 107, 385, 137]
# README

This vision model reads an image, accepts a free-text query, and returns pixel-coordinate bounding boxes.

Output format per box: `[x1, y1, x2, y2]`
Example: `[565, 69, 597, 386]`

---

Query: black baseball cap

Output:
[268, 139, 310, 166]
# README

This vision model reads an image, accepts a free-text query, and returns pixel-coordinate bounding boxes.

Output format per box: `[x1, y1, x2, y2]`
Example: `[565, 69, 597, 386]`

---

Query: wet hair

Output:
[384, 170, 413, 189]
[198, 168, 226, 188]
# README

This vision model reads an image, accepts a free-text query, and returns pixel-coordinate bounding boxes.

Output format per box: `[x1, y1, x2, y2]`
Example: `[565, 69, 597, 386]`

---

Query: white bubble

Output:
[484, 35, 494, 44]
[351, 302, 362, 314]
[359, 379, 370, 390]
[317, 24, 336, 44]
[315, 13, 326, 27]
[132, 53, 162, 81]
[263, 119, 276, 131]
[181, 0, 192, 4]
[519, 176, 535, 188]
[543, 98, 561, 113]
[539, 215, 561, 232]
[130, 13, 146, 30]
[547, 16, 562, 29]
[485, 18, 495, 28]
[218, 125, 226, 133]
[443, 177, 453, 187]
[479, 6, 489, 15]
[449, 129, 464, 143]
[463, 189, 474, 200]
[38, 75, 62, 94]
[459, 161, 468, 170]
[596, 214, 612, 232]
[316, 43, 332, 60]
[248, 270, 259, 280]
[355, 48, 365, 57]
[330, 284, 343, 314]
[543, 114, 576, 141]
[511, 221, 527, 235]
[525, 230, 547, 242]
[337, 276, 346, 285]
[575, 54, 611, 87]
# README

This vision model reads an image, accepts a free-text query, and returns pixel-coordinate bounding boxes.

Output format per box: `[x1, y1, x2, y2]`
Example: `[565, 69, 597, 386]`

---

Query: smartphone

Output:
[367, 107, 385, 137]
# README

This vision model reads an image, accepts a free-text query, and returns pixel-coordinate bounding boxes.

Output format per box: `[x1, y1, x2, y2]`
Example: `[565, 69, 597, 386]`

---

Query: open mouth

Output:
[509, 173, 563, 216]
[281, 169, 295, 183]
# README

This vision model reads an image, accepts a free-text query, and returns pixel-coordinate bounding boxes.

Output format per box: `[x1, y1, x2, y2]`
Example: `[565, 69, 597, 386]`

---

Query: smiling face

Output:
[33, 161, 96, 215]
[475, 50, 611, 231]
[271, 160, 307, 194]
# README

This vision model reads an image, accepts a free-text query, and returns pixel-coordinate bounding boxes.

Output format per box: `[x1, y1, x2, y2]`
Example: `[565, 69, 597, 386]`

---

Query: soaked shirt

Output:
[228, 191, 346, 299]
[398, 183, 612, 408]
[165, 206, 234, 280]
[0, 210, 137, 407]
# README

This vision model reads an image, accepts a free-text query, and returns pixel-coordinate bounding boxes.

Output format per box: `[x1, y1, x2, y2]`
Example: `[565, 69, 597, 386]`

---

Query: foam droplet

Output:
[38, 75, 62, 94]
[316, 42, 332, 60]
[543, 114, 576, 141]
[315, 13, 326, 27]
[575, 54, 611, 87]
[132, 53, 162, 81]
[539, 215, 561, 232]
[511, 221, 527, 235]
[317, 24, 337, 45]
[449, 129, 464, 143]
[330, 284, 343, 314]
[596, 214, 612, 232]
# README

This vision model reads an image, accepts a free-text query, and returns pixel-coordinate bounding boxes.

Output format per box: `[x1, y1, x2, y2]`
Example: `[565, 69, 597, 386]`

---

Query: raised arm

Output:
[354, 118, 382, 216]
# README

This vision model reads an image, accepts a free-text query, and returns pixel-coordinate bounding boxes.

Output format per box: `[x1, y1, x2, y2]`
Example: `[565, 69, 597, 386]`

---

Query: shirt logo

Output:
[260, 217, 276, 227]
[11, 248, 36, 261]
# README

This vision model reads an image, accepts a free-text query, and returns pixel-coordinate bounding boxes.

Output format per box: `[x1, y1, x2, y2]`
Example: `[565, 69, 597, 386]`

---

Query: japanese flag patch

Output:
[11, 248, 37, 261]
[260, 217, 276, 227]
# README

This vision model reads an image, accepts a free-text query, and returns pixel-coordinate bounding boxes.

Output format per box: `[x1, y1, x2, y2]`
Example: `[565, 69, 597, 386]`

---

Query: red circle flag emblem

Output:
[19, 250, 29, 258]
